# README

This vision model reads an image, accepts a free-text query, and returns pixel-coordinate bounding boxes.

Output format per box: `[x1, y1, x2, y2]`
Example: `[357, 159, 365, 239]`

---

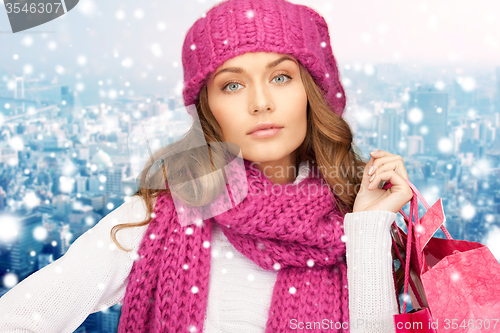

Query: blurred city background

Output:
[1, 0, 500, 331]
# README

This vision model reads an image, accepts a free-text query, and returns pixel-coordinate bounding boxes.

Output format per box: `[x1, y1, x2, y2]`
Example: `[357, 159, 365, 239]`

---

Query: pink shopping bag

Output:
[385, 179, 500, 333]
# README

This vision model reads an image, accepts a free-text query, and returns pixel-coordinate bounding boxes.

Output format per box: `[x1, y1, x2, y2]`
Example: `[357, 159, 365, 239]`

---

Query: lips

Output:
[248, 122, 284, 135]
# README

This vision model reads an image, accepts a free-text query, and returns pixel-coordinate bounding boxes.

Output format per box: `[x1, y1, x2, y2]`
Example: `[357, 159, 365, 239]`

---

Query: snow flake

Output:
[320, 41, 327, 48]
[150, 233, 156, 240]
[55, 266, 63, 274]
[273, 263, 281, 270]
[183, 264, 189, 270]
[189, 325, 199, 333]
[186, 227, 193, 235]
[115, 10, 126, 20]
[203, 241, 210, 248]
[438, 138, 453, 153]
[157, 22, 167, 31]
[246, 10, 255, 19]
[221, 268, 227, 274]
[225, 251, 234, 259]
[134, 9, 144, 19]
[289, 287, 297, 294]
[191, 286, 199, 294]
[336, 92, 342, 98]
[190, 44, 196, 51]
[450, 272, 460, 282]
[461, 204, 476, 220]
[408, 107, 423, 124]
[247, 274, 255, 281]
[121, 58, 133, 68]
[340, 235, 347, 242]
[307, 259, 315, 267]
[3, 273, 18, 288]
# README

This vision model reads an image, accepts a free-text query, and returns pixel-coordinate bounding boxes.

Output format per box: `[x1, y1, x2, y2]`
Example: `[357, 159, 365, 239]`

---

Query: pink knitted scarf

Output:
[118, 159, 350, 332]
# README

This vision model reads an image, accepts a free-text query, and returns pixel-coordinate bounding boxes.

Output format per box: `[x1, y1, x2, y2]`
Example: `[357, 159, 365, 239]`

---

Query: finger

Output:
[368, 169, 412, 201]
[369, 160, 409, 181]
[366, 169, 413, 213]
[369, 149, 394, 159]
[358, 158, 377, 194]
[368, 155, 403, 175]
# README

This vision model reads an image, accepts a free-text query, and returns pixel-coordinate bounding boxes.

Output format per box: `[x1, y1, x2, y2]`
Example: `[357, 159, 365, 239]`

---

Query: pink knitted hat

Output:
[181, 0, 346, 117]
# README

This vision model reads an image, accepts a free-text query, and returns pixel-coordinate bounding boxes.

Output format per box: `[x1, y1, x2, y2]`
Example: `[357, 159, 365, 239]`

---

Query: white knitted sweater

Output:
[0, 163, 399, 333]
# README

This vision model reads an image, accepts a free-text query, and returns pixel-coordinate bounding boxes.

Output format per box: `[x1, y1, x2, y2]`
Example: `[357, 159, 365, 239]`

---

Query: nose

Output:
[248, 82, 275, 114]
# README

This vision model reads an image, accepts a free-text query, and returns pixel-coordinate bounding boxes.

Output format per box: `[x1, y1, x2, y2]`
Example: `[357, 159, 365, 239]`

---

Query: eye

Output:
[222, 82, 243, 93]
[271, 74, 292, 84]
[221, 73, 292, 94]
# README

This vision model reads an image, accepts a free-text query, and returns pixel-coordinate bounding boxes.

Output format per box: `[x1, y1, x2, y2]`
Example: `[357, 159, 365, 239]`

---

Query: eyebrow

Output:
[211, 56, 297, 81]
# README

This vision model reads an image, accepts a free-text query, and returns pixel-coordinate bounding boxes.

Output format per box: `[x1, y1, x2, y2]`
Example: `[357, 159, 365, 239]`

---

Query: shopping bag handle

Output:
[383, 179, 453, 242]
[400, 179, 453, 240]
[386, 178, 453, 313]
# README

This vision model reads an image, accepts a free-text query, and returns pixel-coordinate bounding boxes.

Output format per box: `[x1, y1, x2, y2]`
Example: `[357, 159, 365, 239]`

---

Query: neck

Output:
[249, 155, 300, 185]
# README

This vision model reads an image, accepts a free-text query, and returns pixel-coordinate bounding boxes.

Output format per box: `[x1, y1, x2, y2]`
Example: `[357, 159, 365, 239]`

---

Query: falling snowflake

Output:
[438, 138, 453, 153]
[408, 108, 423, 124]
[3, 273, 19, 288]
[115, 10, 126, 20]
[0, 215, 19, 242]
[460, 204, 476, 220]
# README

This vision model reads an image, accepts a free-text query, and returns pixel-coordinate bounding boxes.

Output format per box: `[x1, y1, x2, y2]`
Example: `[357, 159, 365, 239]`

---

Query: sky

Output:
[0, 0, 499, 102]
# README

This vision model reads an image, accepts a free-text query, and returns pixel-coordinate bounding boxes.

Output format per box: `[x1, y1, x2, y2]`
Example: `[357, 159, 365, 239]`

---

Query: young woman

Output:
[0, 0, 414, 332]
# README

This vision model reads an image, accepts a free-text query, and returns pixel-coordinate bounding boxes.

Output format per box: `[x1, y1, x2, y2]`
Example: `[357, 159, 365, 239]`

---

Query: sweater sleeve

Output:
[344, 210, 399, 333]
[0, 195, 150, 333]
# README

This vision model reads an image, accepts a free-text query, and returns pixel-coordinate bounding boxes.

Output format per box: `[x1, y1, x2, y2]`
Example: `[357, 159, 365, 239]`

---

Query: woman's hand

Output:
[352, 149, 413, 214]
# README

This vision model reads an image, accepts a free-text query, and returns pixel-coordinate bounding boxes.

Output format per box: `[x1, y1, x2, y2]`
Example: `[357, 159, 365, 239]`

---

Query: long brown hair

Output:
[109, 60, 407, 296]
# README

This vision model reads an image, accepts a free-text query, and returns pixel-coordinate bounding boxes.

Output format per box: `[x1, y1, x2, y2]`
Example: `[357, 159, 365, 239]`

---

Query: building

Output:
[105, 164, 128, 196]
[0, 213, 44, 281]
[407, 85, 449, 155]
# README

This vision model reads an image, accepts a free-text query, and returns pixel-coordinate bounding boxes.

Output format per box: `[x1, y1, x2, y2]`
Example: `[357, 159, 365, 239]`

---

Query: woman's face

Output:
[206, 52, 308, 175]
